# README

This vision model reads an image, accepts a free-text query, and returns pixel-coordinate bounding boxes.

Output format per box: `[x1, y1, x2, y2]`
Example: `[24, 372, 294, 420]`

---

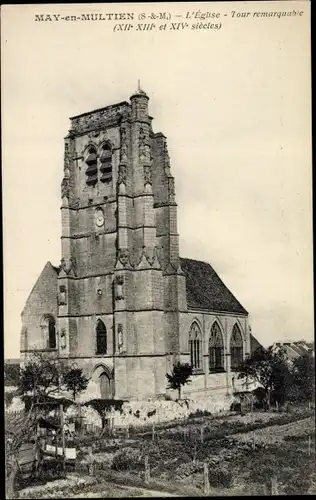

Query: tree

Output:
[18, 354, 90, 407]
[18, 352, 63, 404]
[166, 362, 193, 400]
[238, 346, 291, 409]
[6, 356, 91, 496]
[5, 401, 38, 498]
[290, 355, 315, 402]
[4, 363, 20, 386]
[62, 367, 89, 402]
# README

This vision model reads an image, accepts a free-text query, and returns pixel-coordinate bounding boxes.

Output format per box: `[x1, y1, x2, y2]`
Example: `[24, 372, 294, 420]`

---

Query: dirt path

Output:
[62, 480, 178, 498]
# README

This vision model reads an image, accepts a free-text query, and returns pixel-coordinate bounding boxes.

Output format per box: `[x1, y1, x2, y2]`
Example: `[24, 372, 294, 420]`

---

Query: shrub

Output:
[4, 363, 20, 386]
[112, 447, 142, 472]
[208, 467, 233, 488]
[283, 470, 313, 495]
[176, 461, 204, 478]
[189, 409, 212, 418]
[5, 392, 15, 408]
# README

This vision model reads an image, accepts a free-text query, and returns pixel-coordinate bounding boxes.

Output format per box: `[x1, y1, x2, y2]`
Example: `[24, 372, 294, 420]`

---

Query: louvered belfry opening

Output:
[99, 143, 112, 183]
[85, 147, 98, 186]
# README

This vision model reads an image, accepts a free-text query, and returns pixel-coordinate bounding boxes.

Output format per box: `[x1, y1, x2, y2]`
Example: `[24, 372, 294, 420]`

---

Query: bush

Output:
[5, 392, 15, 408]
[284, 470, 313, 495]
[4, 363, 20, 386]
[208, 467, 233, 488]
[176, 461, 203, 478]
[189, 409, 212, 419]
[112, 447, 142, 472]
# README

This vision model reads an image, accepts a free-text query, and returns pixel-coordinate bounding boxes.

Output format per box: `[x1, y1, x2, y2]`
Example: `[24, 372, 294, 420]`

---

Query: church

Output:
[20, 87, 251, 401]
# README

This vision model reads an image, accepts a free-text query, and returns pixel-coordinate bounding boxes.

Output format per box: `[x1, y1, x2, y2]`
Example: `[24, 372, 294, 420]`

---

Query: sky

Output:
[2, 2, 313, 358]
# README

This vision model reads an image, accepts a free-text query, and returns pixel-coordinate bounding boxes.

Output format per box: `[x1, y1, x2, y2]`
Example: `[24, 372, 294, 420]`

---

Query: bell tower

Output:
[57, 86, 187, 399]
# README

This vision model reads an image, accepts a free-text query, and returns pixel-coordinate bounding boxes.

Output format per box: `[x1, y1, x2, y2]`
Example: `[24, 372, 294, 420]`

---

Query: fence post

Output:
[144, 455, 150, 484]
[78, 403, 83, 438]
[88, 446, 94, 475]
[308, 435, 311, 456]
[152, 422, 155, 442]
[204, 462, 210, 495]
[201, 426, 204, 443]
[271, 476, 278, 495]
[193, 437, 197, 464]
[126, 425, 129, 439]
[60, 403, 66, 473]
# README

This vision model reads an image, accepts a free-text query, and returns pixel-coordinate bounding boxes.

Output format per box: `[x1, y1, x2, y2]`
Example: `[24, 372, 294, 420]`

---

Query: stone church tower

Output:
[21, 87, 251, 401]
[58, 85, 186, 399]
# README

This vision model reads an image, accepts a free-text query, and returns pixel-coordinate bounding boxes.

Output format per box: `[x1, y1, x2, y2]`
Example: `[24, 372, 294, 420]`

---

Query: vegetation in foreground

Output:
[12, 407, 315, 498]
[5, 346, 315, 498]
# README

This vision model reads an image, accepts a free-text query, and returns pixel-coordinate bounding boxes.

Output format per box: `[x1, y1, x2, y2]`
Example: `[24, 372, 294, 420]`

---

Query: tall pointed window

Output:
[230, 324, 243, 371]
[85, 147, 98, 186]
[209, 321, 224, 372]
[188, 322, 202, 371]
[41, 315, 56, 349]
[48, 317, 56, 349]
[96, 319, 107, 355]
[99, 143, 112, 183]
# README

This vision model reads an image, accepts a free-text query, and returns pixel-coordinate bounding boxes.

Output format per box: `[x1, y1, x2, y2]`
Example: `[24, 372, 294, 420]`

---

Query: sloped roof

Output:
[273, 341, 314, 359]
[52, 265, 61, 275]
[284, 345, 301, 359]
[180, 258, 248, 315]
[250, 333, 263, 354]
[290, 343, 307, 357]
[305, 341, 314, 350]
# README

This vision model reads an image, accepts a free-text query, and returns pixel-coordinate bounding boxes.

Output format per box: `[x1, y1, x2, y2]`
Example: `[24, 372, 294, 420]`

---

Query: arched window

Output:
[85, 147, 98, 186]
[96, 320, 107, 355]
[230, 324, 243, 371]
[48, 317, 57, 349]
[41, 316, 56, 349]
[99, 372, 112, 399]
[209, 322, 224, 372]
[99, 143, 112, 183]
[188, 322, 202, 371]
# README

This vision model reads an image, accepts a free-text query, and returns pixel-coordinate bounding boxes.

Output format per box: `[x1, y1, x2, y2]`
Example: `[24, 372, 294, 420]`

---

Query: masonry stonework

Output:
[21, 87, 250, 400]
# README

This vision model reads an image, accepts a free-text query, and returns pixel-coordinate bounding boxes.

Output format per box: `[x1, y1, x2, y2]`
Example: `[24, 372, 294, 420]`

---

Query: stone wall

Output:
[20, 262, 59, 360]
